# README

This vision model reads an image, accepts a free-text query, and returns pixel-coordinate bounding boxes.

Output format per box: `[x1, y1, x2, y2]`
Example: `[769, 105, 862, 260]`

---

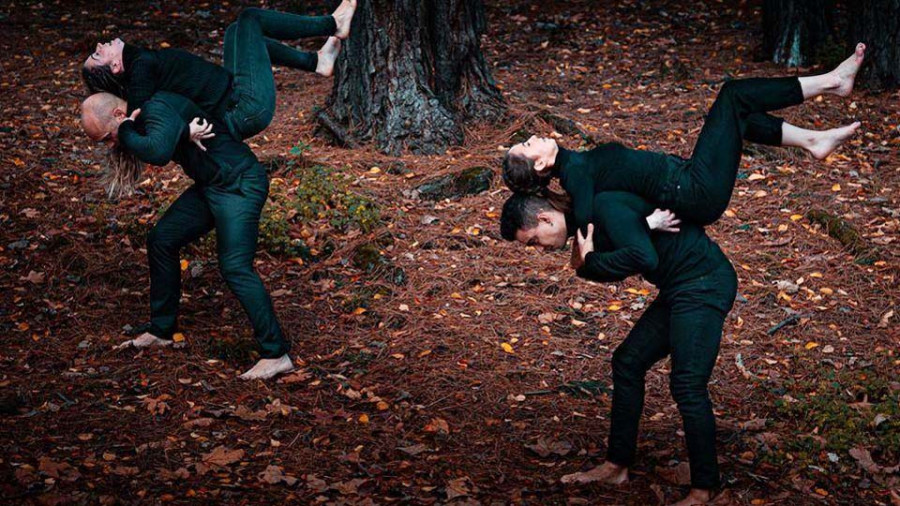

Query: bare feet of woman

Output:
[807, 121, 861, 160]
[830, 43, 866, 97]
[316, 36, 341, 77]
[332, 0, 357, 40]
[240, 354, 294, 380]
[669, 488, 712, 506]
[560, 461, 629, 486]
[115, 332, 173, 349]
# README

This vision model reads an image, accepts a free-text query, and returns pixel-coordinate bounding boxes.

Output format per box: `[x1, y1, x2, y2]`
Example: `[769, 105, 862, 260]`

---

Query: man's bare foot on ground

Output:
[115, 332, 173, 350]
[560, 461, 629, 486]
[316, 37, 341, 77]
[332, 0, 357, 40]
[807, 121, 861, 159]
[240, 354, 294, 380]
[669, 488, 712, 506]
[829, 43, 866, 97]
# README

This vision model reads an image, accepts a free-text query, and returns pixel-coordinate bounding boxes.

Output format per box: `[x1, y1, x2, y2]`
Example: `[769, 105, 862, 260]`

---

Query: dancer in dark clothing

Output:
[500, 191, 735, 506]
[503, 44, 866, 235]
[81, 91, 293, 380]
[82, 1, 356, 141]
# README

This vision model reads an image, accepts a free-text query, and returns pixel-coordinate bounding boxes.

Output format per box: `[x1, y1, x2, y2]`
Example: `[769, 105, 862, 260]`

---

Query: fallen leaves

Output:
[258, 465, 298, 486]
[525, 437, 573, 458]
[195, 446, 244, 475]
[424, 417, 450, 435]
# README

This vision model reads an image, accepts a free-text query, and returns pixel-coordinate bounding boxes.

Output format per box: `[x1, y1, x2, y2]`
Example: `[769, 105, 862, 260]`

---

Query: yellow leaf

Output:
[172, 333, 185, 343]
[820, 287, 833, 295]
[418, 349, 432, 358]
[831, 184, 841, 192]
[777, 224, 788, 232]
[180, 260, 189, 271]
[724, 209, 736, 218]
[810, 272, 823, 278]
[790, 214, 803, 221]
[753, 190, 767, 198]
[747, 173, 766, 181]
[500, 342, 514, 354]
[159, 42, 171, 48]
[805, 342, 819, 350]
[815, 488, 828, 497]
[352, 307, 367, 315]
[376, 401, 389, 411]
[450, 292, 463, 299]
[358, 414, 369, 424]
[608, 304, 621, 311]
[368, 166, 381, 174]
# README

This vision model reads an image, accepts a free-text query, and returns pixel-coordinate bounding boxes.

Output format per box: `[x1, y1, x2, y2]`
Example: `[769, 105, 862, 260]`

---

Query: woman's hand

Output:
[189, 117, 215, 151]
[576, 224, 595, 264]
[122, 108, 141, 123]
[646, 208, 681, 233]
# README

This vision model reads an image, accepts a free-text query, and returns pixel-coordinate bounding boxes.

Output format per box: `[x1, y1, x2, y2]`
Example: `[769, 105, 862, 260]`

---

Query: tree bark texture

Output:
[763, 0, 834, 66]
[849, 0, 900, 88]
[324, 0, 506, 155]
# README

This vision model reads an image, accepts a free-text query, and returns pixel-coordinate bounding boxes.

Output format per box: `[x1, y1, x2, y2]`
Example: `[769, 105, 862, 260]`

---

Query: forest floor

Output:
[1, 0, 898, 504]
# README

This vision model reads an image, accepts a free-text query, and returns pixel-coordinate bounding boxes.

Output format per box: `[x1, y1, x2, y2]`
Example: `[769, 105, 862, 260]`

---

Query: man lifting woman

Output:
[79, 2, 357, 380]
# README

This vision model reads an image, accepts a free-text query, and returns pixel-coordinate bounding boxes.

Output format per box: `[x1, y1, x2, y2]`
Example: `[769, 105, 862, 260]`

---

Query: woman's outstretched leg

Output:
[745, 113, 861, 160]
[798, 43, 866, 98]
[222, 5, 356, 139]
[679, 43, 866, 224]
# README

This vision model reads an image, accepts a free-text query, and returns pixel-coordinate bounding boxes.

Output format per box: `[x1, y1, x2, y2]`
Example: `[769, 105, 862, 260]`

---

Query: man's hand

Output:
[189, 117, 215, 151]
[576, 224, 595, 264]
[646, 208, 681, 233]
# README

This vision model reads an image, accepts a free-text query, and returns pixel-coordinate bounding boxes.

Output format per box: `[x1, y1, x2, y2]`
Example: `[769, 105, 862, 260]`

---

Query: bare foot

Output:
[830, 42, 866, 97]
[668, 488, 712, 506]
[240, 354, 294, 380]
[316, 36, 341, 77]
[332, 0, 357, 40]
[807, 121, 861, 159]
[115, 332, 172, 350]
[560, 461, 629, 486]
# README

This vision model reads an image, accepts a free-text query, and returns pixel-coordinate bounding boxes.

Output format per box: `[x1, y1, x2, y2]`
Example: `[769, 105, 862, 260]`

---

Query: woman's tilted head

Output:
[82, 39, 127, 96]
[502, 135, 558, 194]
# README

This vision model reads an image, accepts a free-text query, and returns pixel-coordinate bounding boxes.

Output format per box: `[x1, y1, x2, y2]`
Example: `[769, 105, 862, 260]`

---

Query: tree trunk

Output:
[763, 0, 834, 66]
[849, 0, 900, 89]
[323, 0, 506, 155]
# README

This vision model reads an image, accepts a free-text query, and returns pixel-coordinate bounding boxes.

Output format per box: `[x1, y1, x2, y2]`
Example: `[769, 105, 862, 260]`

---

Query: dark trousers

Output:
[673, 77, 805, 224]
[607, 261, 738, 490]
[223, 8, 336, 140]
[147, 163, 289, 359]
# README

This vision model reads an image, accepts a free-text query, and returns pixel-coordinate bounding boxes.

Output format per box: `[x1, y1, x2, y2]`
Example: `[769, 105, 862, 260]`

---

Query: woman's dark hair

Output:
[502, 150, 551, 194]
[500, 189, 572, 241]
[82, 64, 127, 98]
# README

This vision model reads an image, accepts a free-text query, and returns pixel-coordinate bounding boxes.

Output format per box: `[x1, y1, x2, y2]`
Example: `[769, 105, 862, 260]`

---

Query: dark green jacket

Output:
[121, 43, 232, 118]
[576, 192, 729, 289]
[556, 144, 682, 235]
[118, 91, 257, 188]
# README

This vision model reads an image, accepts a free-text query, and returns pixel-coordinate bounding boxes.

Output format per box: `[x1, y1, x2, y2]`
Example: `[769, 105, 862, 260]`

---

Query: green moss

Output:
[776, 366, 899, 469]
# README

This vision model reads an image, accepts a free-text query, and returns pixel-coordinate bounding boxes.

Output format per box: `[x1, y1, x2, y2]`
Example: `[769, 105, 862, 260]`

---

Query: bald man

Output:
[82, 91, 293, 380]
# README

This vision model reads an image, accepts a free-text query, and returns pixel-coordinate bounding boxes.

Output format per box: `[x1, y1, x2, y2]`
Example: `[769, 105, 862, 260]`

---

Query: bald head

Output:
[81, 92, 127, 142]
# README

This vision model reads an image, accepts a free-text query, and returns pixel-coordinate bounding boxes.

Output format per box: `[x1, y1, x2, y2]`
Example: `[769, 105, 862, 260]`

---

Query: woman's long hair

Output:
[101, 143, 143, 199]
[82, 65, 127, 98]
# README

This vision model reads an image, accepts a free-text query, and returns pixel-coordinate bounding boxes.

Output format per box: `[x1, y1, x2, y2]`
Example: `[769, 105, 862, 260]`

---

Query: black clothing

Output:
[558, 77, 804, 232]
[576, 192, 737, 490]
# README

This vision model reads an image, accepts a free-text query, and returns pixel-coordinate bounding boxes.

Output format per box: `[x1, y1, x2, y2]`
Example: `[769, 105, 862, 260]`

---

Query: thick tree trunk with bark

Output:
[849, 0, 900, 89]
[763, 0, 834, 66]
[322, 0, 506, 155]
